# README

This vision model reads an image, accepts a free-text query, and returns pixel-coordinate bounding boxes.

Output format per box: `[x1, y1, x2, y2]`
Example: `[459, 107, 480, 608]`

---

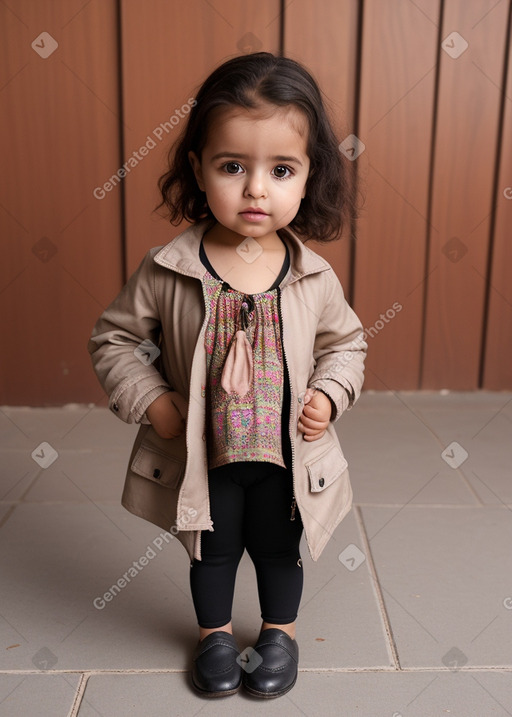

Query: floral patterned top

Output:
[200, 237, 291, 469]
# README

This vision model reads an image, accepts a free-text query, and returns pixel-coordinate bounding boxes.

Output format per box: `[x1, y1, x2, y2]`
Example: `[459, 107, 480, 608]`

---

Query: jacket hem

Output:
[306, 501, 354, 561]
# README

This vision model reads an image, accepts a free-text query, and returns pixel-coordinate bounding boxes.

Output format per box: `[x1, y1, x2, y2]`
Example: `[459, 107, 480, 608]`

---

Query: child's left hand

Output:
[297, 387, 332, 441]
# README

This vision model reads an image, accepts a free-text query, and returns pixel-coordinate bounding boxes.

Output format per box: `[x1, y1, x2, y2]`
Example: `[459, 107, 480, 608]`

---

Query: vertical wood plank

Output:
[353, 0, 440, 389]
[121, 0, 281, 276]
[482, 5, 512, 389]
[284, 0, 359, 294]
[0, 0, 122, 405]
[421, 0, 509, 389]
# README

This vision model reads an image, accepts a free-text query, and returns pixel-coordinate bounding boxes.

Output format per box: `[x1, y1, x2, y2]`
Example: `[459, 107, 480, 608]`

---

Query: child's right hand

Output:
[146, 391, 187, 439]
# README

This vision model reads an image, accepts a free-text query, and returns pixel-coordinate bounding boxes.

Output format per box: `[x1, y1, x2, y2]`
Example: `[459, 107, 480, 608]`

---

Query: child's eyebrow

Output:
[210, 152, 303, 166]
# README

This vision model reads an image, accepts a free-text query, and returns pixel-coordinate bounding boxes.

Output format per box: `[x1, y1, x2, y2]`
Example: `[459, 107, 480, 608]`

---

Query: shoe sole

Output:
[191, 675, 241, 698]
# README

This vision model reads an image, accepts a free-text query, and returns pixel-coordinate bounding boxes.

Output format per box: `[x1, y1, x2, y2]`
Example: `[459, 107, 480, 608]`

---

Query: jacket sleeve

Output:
[87, 248, 172, 424]
[308, 268, 367, 422]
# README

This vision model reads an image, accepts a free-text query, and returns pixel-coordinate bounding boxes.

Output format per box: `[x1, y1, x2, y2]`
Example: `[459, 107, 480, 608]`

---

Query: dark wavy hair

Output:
[155, 52, 356, 243]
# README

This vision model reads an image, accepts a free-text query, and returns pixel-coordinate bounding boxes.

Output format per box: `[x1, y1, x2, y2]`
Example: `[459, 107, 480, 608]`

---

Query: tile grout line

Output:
[354, 505, 402, 671]
[67, 672, 88, 717]
[4, 666, 511, 676]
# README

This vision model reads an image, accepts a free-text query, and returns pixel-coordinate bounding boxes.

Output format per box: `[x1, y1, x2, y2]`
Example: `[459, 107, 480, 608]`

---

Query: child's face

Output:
[189, 104, 310, 240]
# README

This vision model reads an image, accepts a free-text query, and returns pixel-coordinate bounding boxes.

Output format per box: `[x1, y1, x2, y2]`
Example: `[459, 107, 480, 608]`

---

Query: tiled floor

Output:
[1, 391, 511, 716]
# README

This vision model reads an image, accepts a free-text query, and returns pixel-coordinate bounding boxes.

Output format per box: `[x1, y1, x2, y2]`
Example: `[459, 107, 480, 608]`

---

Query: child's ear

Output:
[188, 151, 205, 191]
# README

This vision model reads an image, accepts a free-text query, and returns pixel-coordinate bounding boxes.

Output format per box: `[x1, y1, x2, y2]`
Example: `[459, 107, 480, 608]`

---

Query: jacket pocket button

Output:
[319, 477, 325, 487]
[153, 468, 161, 479]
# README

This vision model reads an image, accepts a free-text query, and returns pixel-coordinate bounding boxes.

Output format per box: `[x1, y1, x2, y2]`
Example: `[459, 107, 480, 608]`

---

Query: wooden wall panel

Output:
[421, 0, 510, 389]
[2, 1, 512, 405]
[482, 4, 512, 389]
[0, 0, 123, 405]
[121, 0, 281, 276]
[284, 0, 359, 294]
[353, 0, 440, 389]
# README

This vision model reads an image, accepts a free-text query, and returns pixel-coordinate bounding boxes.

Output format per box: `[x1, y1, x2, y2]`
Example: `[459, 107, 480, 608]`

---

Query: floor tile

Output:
[360, 505, 512, 668]
[0, 674, 80, 717]
[75, 670, 512, 717]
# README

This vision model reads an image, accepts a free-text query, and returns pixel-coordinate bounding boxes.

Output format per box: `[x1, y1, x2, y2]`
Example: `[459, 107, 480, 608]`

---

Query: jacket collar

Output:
[153, 220, 330, 285]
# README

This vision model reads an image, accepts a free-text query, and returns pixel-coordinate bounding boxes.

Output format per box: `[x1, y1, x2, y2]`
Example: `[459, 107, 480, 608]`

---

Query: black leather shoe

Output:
[242, 628, 299, 698]
[191, 631, 242, 697]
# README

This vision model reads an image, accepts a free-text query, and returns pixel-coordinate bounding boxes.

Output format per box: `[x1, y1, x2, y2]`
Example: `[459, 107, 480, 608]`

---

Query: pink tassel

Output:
[221, 329, 254, 397]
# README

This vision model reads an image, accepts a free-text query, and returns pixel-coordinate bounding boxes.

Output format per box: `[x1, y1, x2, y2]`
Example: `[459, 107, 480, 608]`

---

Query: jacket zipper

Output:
[277, 286, 297, 522]
[192, 281, 213, 562]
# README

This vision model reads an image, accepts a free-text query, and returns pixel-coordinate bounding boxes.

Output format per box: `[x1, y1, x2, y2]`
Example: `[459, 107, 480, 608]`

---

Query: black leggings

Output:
[189, 461, 304, 628]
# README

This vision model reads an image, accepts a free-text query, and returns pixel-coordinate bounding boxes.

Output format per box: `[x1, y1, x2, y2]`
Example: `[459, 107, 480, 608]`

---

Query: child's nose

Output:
[243, 171, 267, 199]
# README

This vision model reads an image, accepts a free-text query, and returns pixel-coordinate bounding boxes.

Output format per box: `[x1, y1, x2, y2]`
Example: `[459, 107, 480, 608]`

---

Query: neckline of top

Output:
[199, 235, 290, 295]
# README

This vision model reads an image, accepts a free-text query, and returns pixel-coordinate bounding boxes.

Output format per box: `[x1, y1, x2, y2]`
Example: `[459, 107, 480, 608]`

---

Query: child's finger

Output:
[298, 414, 328, 433]
[303, 387, 316, 405]
[302, 402, 322, 417]
[302, 430, 326, 441]
[302, 404, 327, 424]
[300, 423, 327, 441]
[298, 413, 318, 429]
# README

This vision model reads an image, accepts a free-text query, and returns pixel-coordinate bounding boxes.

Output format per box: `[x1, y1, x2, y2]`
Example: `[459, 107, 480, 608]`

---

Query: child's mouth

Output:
[239, 209, 268, 222]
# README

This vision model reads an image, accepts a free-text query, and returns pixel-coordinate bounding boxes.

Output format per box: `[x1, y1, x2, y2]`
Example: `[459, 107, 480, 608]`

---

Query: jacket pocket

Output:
[305, 443, 348, 493]
[130, 442, 185, 489]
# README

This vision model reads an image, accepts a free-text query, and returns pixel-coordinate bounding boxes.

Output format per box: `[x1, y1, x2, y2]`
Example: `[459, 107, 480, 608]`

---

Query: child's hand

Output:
[146, 391, 187, 439]
[298, 388, 331, 442]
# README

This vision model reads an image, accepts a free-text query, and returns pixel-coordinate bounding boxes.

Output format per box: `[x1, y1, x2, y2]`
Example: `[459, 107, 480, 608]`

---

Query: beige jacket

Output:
[87, 221, 367, 562]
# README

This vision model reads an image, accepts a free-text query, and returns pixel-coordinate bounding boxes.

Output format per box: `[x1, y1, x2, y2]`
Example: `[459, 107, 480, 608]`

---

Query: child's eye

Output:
[272, 165, 292, 179]
[224, 162, 243, 174]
